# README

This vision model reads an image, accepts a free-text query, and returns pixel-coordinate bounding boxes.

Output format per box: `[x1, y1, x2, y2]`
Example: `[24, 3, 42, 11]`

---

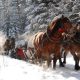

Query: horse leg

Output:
[38, 57, 43, 66]
[74, 56, 79, 70]
[53, 55, 57, 69]
[34, 51, 42, 65]
[71, 52, 79, 70]
[63, 51, 67, 64]
[32, 49, 38, 64]
[34, 54, 38, 64]
[61, 48, 67, 64]
[47, 57, 51, 68]
[58, 50, 64, 67]
[59, 57, 64, 67]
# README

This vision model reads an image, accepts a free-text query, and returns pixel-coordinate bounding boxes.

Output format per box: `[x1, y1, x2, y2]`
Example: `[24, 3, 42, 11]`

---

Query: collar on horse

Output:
[45, 32, 62, 43]
[73, 31, 80, 44]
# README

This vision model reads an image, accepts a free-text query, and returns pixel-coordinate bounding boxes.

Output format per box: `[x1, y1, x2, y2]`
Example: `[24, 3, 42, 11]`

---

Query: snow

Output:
[0, 55, 80, 80]
[0, 31, 6, 55]
[15, 40, 26, 47]
[0, 0, 80, 80]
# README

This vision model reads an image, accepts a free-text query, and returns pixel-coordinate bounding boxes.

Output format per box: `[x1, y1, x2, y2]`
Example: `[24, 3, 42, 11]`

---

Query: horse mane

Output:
[47, 15, 64, 35]
[52, 15, 62, 22]
[52, 18, 63, 33]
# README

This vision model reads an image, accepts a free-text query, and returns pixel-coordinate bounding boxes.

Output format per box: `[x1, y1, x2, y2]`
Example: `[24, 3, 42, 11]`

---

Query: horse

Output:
[33, 15, 73, 69]
[3, 37, 15, 56]
[62, 23, 80, 70]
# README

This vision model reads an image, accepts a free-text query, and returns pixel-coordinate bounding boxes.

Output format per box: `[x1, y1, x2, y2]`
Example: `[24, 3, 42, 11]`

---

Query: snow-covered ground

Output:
[0, 28, 80, 80]
[0, 55, 80, 80]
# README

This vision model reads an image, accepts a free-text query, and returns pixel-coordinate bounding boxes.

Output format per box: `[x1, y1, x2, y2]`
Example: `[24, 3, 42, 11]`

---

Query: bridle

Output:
[46, 19, 72, 43]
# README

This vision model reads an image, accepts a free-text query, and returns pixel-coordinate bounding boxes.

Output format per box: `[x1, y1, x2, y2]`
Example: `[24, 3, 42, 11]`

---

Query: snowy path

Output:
[0, 55, 80, 80]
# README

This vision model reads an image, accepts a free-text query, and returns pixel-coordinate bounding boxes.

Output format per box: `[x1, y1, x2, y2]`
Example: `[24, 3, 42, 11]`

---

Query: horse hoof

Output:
[75, 66, 80, 70]
[53, 67, 56, 70]
[59, 63, 65, 67]
[63, 61, 66, 64]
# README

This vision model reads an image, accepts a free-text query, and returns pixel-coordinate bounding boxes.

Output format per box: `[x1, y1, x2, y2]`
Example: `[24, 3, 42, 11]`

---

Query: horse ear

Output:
[48, 21, 56, 31]
[47, 25, 52, 34]
[75, 23, 79, 30]
[62, 15, 64, 18]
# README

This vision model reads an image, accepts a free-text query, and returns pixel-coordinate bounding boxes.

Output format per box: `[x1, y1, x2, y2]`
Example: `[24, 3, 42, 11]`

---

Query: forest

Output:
[0, 0, 80, 38]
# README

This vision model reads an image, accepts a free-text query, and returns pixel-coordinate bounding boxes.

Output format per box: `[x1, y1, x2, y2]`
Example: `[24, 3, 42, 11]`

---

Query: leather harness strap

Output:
[46, 28, 65, 43]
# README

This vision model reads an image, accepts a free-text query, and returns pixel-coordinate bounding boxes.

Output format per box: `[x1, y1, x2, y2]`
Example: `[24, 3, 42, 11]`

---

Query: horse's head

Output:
[47, 15, 73, 37]
[61, 15, 73, 34]
[65, 23, 80, 40]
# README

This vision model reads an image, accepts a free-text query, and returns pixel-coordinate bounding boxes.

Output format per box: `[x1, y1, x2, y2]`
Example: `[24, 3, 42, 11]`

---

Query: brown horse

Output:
[62, 23, 80, 70]
[3, 37, 15, 55]
[33, 15, 73, 69]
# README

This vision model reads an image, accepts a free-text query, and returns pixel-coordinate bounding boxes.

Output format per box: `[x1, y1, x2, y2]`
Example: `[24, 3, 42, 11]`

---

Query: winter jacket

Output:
[17, 48, 26, 60]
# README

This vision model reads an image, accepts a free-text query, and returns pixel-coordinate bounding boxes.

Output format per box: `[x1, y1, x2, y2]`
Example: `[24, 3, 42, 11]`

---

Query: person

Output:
[24, 41, 28, 51]
[3, 38, 11, 55]
[16, 46, 27, 60]
[10, 37, 15, 49]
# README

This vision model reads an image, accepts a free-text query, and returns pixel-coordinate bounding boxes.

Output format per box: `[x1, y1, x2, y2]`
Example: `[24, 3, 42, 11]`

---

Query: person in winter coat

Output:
[16, 47, 27, 60]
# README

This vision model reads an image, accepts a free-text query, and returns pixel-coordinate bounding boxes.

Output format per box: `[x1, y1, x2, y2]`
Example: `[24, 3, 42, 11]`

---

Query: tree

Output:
[11, 0, 27, 34]
[0, 0, 27, 37]
[1, 0, 11, 37]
